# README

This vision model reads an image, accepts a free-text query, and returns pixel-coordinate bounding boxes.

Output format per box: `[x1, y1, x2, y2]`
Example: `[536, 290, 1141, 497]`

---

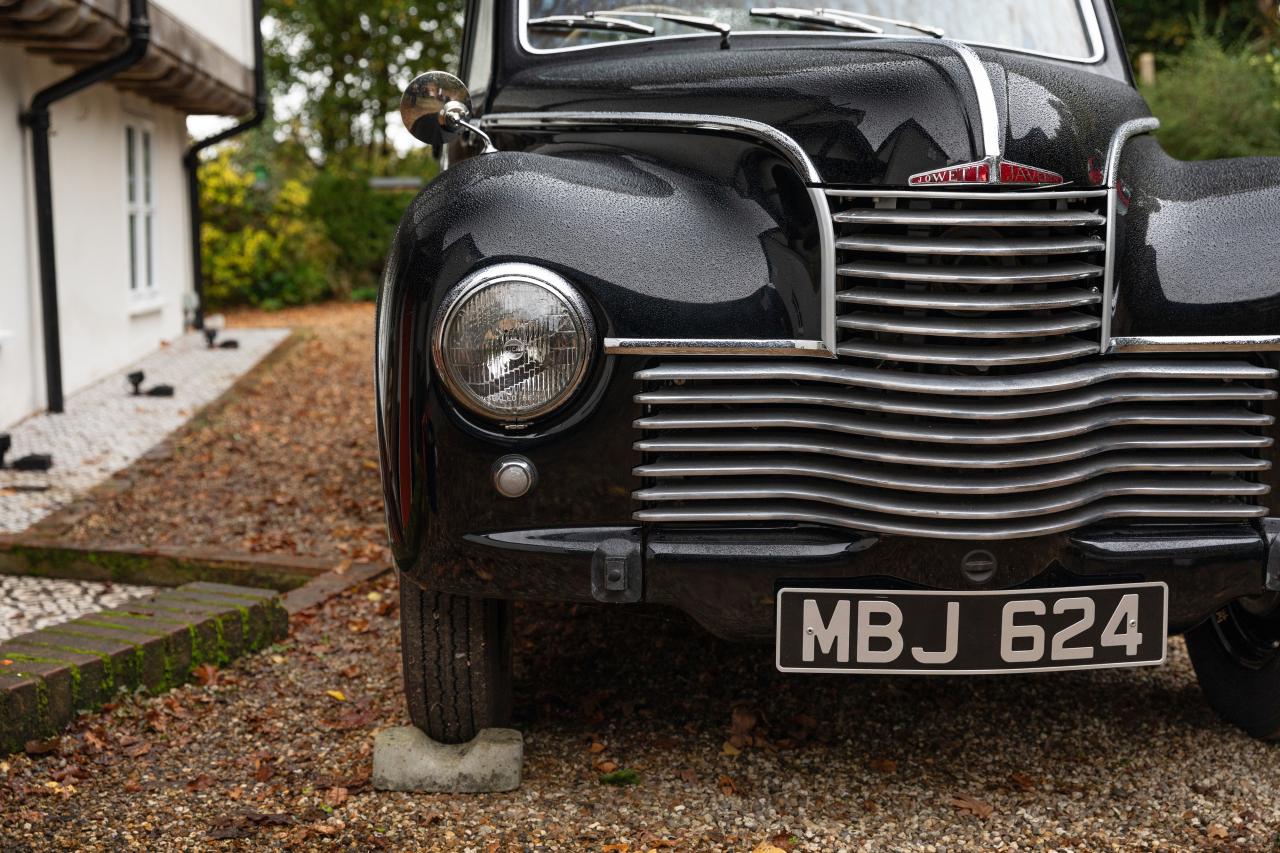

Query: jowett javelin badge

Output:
[910, 155, 1065, 186]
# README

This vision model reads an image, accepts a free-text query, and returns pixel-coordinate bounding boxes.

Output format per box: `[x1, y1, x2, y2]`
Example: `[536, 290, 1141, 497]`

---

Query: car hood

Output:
[489, 40, 1151, 187]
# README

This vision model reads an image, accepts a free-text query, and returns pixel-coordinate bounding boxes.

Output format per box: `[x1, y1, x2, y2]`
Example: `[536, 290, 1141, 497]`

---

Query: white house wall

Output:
[1, 49, 191, 429]
[0, 45, 39, 430]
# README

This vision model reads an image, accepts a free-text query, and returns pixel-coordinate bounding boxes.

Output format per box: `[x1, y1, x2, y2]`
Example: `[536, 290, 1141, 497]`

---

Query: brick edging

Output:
[0, 581, 287, 753]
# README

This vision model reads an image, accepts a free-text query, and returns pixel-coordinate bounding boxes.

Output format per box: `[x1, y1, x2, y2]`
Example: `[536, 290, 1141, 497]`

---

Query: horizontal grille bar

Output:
[634, 382, 1277, 420]
[635, 429, 1272, 470]
[837, 311, 1100, 339]
[635, 476, 1267, 520]
[837, 260, 1103, 285]
[634, 355, 1275, 538]
[835, 337, 1100, 365]
[835, 235, 1105, 256]
[836, 287, 1101, 311]
[634, 360, 1278, 397]
[635, 406, 1272, 445]
[634, 500, 1267, 541]
[832, 208, 1106, 228]
[635, 452, 1268, 495]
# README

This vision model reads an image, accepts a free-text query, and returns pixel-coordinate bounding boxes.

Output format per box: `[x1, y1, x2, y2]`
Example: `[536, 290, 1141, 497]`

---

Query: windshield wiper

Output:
[750, 7, 880, 33]
[528, 14, 656, 36]
[750, 7, 944, 38]
[603, 11, 732, 48]
[529, 10, 733, 48]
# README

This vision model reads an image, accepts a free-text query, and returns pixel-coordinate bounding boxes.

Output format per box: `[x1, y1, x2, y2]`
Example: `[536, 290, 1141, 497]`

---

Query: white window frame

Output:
[125, 122, 157, 298]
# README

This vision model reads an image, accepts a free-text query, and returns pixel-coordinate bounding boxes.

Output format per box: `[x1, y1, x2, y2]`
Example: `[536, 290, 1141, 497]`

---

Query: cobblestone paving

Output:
[0, 575, 158, 642]
[0, 328, 289, 535]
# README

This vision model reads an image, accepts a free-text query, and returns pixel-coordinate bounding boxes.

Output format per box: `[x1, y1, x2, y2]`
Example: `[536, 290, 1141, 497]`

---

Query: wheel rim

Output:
[1212, 594, 1280, 670]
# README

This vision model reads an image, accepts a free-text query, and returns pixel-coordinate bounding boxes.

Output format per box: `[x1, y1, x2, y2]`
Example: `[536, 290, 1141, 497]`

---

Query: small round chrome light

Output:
[433, 263, 595, 421]
[492, 455, 537, 498]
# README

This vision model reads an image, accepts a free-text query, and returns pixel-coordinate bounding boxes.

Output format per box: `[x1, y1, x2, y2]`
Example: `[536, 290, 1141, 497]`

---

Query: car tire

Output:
[399, 576, 513, 744]
[1185, 597, 1280, 740]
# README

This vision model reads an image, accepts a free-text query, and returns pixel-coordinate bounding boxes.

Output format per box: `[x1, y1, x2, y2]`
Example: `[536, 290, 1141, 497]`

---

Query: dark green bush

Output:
[308, 162, 434, 296]
[1142, 29, 1280, 160]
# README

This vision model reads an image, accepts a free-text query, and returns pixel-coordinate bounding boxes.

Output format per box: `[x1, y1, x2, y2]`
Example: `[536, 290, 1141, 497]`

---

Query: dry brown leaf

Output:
[589, 741, 606, 754]
[751, 845, 787, 853]
[677, 768, 698, 784]
[1207, 824, 1229, 839]
[123, 741, 152, 758]
[24, 738, 60, 756]
[193, 663, 219, 686]
[950, 794, 994, 820]
[602, 845, 629, 853]
[122, 777, 142, 793]
[869, 757, 898, 774]
[721, 740, 741, 757]
[186, 774, 215, 792]
[595, 761, 619, 774]
[769, 832, 798, 851]
[718, 774, 737, 796]
[325, 786, 349, 807]
[1010, 771, 1037, 792]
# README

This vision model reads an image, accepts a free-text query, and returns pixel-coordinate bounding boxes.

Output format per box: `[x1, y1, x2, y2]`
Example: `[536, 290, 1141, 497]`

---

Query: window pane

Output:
[125, 127, 136, 204]
[128, 213, 138, 290]
[143, 131, 152, 206]
[145, 214, 153, 289]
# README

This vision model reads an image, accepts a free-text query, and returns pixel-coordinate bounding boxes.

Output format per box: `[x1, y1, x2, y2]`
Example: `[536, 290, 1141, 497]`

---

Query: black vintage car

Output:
[377, 0, 1280, 743]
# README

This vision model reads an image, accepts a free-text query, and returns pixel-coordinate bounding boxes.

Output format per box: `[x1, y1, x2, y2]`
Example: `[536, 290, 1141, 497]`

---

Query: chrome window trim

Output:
[1112, 336, 1280, 353]
[432, 262, 597, 422]
[1101, 117, 1160, 349]
[516, 0, 1105, 65]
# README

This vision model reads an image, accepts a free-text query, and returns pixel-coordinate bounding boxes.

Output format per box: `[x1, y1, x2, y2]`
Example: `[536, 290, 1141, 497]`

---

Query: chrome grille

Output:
[632, 359, 1276, 539]
[827, 189, 1108, 366]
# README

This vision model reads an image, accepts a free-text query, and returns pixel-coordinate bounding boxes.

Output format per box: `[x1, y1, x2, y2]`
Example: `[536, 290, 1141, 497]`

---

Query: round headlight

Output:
[433, 263, 596, 421]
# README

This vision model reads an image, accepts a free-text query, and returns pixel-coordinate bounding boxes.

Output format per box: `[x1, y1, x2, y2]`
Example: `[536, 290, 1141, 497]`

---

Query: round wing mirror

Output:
[400, 71, 474, 148]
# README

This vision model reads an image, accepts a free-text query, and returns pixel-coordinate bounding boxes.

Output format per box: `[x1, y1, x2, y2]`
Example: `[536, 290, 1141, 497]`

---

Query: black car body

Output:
[377, 0, 1280, 741]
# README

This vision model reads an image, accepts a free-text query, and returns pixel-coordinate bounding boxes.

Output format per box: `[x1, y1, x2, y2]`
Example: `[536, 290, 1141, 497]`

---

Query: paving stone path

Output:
[0, 327, 289, 535]
[0, 575, 158, 642]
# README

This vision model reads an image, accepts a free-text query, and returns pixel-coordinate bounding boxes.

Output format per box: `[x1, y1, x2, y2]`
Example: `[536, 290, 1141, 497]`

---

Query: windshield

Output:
[522, 0, 1099, 62]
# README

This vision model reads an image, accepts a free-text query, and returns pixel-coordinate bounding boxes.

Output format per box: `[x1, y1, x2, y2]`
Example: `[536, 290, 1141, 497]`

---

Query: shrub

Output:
[307, 166, 428, 297]
[1142, 28, 1280, 160]
[200, 152, 335, 310]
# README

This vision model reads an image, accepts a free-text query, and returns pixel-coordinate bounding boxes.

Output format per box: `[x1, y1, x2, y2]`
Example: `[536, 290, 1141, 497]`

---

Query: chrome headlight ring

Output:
[432, 263, 597, 423]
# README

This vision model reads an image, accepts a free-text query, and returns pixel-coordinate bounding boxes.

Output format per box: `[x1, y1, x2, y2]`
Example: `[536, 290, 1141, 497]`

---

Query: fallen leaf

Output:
[718, 774, 737, 796]
[721, 741, 741, 757]
[770, 833, 799, 852]
[83, 729, 108, 751]
[1207, 824, 1229, 839]
[677, 768, 698, 784]
[24, 738, 60, 756]
[123, 777, 142, 793]
[193, 663, 219, 686]
[950, 794, 994, 820]
[595, 761, 618, 774]
[187, 774, 215, 792]
[324, 786, 349, 807]
[589, 741, 607, 754]
[751, 844, 787, 853]
[869, 757, 898, 774]
[366, 591, 383, 602]
[124, 741, 152, 758]
[347, 618, 370, 634]
[602, 844, 629, 853]
[1010, 771, 1036, 792]
[17, 810, 42, 824]
[325, 689, 346, 702]
[340, 664, 361, 679]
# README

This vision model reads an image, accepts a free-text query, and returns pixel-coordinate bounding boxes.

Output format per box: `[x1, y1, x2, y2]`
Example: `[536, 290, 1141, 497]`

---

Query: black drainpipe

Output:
[20, 0, 151, 414]
[184, 0, 266, 331]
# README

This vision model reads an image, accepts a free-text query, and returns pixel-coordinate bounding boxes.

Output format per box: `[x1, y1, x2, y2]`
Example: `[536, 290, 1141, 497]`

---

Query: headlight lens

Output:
[434, 264, 595, 421]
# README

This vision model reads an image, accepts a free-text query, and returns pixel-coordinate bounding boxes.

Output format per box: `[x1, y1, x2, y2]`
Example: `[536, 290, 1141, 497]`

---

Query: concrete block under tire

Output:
[372, 726, 523, 793]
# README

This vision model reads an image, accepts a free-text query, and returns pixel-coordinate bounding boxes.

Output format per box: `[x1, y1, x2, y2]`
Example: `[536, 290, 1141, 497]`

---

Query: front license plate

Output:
[776, 583, 1167, 674]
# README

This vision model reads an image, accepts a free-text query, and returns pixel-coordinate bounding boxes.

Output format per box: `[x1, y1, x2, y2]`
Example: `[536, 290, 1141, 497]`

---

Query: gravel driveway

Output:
[1, 568, 1275, 851]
